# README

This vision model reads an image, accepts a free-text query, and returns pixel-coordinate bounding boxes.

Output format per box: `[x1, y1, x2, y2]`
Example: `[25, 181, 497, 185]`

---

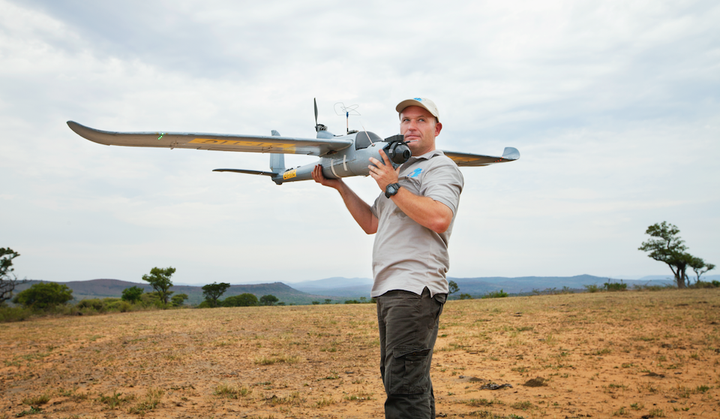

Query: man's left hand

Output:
[368, 150, 400, 191]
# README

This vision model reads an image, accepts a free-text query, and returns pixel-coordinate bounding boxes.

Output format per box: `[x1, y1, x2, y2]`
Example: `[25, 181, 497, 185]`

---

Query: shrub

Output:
[223, 293, 258, 307]
[76, 299, 105, 311]
[483, 289, 508, 299]
[13, 282, 73, 309]
[0, 306, 33, 322]
[603, 280, 627, 291]
[121, 286, 144, 303]
[584, 284, 600, 293]
[694, 280, 720, 289]
[260, 294, 279, 306]
[105, 300, 132, 312]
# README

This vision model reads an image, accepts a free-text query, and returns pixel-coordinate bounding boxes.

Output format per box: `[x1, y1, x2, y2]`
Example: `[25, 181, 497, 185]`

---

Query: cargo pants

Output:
[376, 287, 446, 419]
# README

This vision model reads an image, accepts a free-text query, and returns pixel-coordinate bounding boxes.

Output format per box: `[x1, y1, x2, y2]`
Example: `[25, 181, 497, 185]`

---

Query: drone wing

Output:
[67, 121, 353, 157]
[443, 147, 520, 167]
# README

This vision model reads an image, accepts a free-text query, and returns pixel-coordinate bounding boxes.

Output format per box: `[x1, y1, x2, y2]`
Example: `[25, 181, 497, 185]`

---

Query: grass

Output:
[214, 384, 251, 399]
[2, 289, 719, 418]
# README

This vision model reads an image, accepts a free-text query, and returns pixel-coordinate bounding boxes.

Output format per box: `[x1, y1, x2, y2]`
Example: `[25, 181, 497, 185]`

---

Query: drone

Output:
[67, 100, 519, 185]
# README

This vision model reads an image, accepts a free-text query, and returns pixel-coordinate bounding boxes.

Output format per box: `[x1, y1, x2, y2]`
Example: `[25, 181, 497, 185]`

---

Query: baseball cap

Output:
[395, 98, 440, 121]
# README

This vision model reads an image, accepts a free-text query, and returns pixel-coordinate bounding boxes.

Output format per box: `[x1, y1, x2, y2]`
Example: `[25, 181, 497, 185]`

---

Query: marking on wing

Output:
[190, 138, 297, 152]
[449, 155, 482, 163]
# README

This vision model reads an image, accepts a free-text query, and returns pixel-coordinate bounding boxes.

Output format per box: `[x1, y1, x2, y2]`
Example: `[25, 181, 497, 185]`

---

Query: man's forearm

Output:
[390, 188, 453, 234]
[335, 181, 378, 235]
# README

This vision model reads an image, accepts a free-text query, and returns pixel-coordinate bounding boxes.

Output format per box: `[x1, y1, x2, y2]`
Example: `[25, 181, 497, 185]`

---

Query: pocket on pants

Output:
[388, 346, 432, 395]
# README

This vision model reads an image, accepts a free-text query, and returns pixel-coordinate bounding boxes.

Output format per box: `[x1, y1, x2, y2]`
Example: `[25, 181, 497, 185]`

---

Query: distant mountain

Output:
[12, 279, 343, 305]
[11, 273, 704, 305]
[289, 274, 679, 298]
[291, 277, 373, 298]
[447, 275, 674, 296]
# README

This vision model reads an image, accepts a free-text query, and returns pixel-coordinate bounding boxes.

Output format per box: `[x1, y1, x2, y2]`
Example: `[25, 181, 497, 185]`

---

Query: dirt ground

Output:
[2, 289, 720, 418]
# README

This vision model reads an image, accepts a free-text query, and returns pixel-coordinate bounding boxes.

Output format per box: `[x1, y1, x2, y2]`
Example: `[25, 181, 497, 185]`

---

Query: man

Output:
[311, 98, 463, 418]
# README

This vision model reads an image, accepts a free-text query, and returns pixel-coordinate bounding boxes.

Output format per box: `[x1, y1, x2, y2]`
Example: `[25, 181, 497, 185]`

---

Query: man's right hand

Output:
[312, 164, 343, 190]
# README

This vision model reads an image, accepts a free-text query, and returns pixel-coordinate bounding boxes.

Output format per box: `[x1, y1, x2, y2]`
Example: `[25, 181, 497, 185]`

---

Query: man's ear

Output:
[435, 122, 443, 137]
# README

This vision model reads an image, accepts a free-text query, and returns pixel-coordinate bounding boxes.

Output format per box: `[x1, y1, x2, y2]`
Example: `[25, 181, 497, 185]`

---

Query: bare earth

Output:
[2, 289, 719, 418]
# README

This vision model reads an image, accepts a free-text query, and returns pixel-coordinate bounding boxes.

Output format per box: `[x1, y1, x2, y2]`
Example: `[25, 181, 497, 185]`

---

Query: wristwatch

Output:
[385, 183, 401, 198]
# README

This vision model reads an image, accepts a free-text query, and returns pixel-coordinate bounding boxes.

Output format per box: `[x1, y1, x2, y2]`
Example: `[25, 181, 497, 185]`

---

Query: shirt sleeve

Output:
[421, 158, 464, 215]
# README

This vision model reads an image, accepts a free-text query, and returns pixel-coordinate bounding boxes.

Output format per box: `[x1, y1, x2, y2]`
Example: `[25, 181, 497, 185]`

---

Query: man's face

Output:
[400, 106, 442, 156]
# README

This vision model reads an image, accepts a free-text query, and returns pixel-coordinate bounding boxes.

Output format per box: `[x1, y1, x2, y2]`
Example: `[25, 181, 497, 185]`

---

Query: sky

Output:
[1, 0, 718, 285]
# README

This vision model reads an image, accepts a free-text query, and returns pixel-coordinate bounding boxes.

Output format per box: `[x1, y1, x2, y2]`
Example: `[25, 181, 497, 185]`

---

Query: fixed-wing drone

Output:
[67, 100, 519, 185]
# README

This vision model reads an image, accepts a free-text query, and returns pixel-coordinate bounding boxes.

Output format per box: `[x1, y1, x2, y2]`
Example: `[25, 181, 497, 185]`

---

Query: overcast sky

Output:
[1, 0, 718, 285]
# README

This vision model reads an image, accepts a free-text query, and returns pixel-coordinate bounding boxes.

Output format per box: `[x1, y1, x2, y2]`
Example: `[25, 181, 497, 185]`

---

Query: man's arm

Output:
[311, 165, 378, 235]
[368, 151, 453, 234]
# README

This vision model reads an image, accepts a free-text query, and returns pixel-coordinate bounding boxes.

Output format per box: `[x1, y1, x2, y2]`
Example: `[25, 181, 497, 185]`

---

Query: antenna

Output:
[334, 102, 360, 134]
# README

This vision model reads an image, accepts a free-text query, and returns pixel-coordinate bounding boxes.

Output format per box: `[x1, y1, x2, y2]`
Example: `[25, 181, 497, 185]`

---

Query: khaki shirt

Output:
[370, 149, 464, 298]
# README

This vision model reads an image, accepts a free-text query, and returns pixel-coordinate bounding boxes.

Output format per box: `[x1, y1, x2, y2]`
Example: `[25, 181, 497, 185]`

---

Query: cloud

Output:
[1, 0, 718, 284]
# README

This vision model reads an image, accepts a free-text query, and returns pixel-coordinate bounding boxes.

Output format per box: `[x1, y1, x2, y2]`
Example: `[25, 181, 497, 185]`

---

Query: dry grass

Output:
[1, 289, 719, 418]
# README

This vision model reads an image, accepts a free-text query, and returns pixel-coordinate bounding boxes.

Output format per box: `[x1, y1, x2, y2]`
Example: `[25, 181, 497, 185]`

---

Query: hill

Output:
[12, 279, 341, 306]
[289, 274, 683, 297]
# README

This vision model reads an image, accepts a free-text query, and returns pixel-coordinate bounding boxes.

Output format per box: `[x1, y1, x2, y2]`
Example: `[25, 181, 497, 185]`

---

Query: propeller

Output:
[314, 98, 326, 133]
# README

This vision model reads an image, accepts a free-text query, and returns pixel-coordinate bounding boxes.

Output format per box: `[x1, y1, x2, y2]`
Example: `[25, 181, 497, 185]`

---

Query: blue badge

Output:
[409, 168, 422, 178]
[414, 97, 422, 101]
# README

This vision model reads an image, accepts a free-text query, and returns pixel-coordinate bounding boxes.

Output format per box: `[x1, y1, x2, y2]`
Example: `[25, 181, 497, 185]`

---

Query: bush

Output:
[223, 293, 258, 307]
[121, 286, 144, 303]
[260, 294, 279, 306]
[694, 280, 720, 289]
[584, 284, 601, 293]
[482, 289, 508, 299]
[104, 300, 132, 312]
[140, 292, 163, 308]
[603, 280, 627, 292]
[77, 299, 105, 311]
[13, 282, 73, 309]
[0, 305, 33, 322]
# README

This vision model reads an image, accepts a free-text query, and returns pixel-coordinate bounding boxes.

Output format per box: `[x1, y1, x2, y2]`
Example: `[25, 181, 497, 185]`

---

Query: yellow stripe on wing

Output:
[190, 138, 297, 152]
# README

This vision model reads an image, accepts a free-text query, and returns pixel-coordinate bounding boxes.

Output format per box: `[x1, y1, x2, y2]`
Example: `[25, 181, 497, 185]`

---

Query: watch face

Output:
[385, 183, 399, 198]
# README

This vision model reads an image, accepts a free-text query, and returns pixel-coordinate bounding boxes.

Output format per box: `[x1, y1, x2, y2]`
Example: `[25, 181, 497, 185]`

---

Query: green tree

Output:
[171, 293, 188, 307]
[688, 256, 716, 284]
[141, 267, 176, 306]
[121, 286, 144, 303]
[223, 293, 258, 307]
[13, 282, 73, 309]
[1, 247, 24, 303]
[260, 294, 279, 306]
[448, 280, 459, 295]
[459, 293, 473, 300]
[638, 222, 694, 288]
[202, 282, 231, 307]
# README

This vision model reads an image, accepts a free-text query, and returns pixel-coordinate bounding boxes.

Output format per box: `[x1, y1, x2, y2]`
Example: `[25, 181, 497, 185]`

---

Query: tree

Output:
[141, 267, 176, 306]
[260, 294, 279, 306]
[638, 222, 694, 288]
[448, 280, 459, 295]
[13, 282, 73, 309]
[1, 247, 24, 303]
[121, 286, 144, 303]
[223, 293, 258, 307]
[688, 256, 716, 284]
[202, 282, 231, 307]
[171, 293, 188, 307]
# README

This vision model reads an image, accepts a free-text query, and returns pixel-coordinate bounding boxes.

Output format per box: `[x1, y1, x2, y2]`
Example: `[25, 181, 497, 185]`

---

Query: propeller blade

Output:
[314, 98, 319, 132]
